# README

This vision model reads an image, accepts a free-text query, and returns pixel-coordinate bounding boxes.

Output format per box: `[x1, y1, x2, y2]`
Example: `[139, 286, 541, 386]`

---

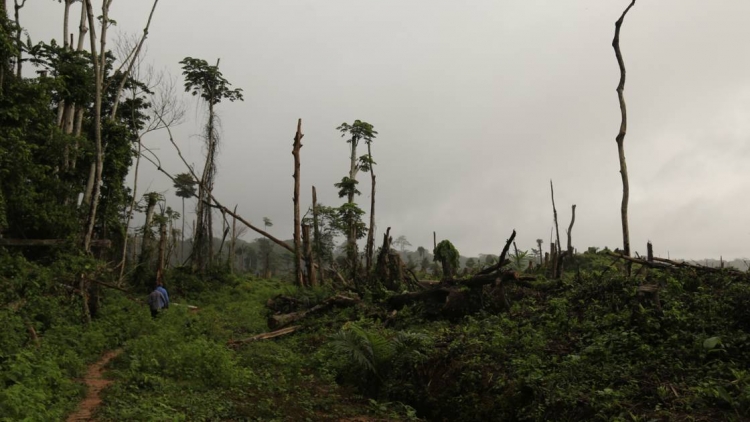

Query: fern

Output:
[329, 324, 428, 379]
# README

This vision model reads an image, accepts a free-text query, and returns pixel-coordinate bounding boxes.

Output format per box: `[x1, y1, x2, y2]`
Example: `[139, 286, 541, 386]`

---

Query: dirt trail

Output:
[66, 349, 122, 422]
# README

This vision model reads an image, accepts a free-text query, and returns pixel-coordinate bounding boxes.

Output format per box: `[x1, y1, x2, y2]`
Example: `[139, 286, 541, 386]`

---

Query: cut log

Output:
[228, 325, 301, 346]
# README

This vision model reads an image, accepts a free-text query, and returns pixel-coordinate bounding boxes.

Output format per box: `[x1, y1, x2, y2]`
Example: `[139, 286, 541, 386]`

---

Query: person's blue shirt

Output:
[156, 286, 169, 308]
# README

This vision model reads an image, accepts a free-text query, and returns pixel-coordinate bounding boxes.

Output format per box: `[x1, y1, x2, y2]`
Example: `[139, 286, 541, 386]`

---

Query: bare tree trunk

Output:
[229, 205, 237, 273]
[566, 204, 576, 255]
[81, 162, 95, 209]
[118, 136, 142, 280]
[433, 231, 437, 250]
[312, 186, 323, 284]
[109, 0, 159, 119]
[303, 224, 316, 287]
[156, 216, 167, 283]
[550, 180, 561, 256]
[76, 0, 87, 51]
[62, 0, 71, 49]
[613, 0, 636, 257]
[82, 0, 106, 252]
[292, 119, 304, 287]
[365, 142, 376, 274]
[137, 193, 158, 275]
[536, 239, 543, 265]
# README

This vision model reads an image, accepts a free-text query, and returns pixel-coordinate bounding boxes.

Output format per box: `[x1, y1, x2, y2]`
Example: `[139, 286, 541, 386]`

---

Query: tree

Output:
[393, 235, 412, 253]
[180, 56, 243, 271]
[612, 0, 636, 256]
[433, 240, 459, 279]
[173, 172, 196, 262]
[336, 120, 377, 280]
[417, 246, 426, 259]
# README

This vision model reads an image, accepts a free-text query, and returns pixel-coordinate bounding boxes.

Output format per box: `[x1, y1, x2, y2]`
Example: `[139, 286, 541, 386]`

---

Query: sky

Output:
[22, 0, 750, 259]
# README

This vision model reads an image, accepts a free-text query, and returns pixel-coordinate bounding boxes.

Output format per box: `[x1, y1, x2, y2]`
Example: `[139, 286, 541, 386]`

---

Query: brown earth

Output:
[66, 349, 122, 422]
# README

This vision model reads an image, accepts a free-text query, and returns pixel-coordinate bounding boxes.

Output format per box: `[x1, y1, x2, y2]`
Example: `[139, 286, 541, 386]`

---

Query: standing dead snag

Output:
[613, 0, 636, 256]
[550, 180, 562, 278]
[292, 119, 304, 287]
[566, 204, 576, 255]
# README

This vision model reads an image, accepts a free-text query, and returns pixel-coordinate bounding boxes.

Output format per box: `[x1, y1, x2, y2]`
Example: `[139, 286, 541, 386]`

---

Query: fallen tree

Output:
[387, 230, 537, 317]
[267, 294, 360, 329]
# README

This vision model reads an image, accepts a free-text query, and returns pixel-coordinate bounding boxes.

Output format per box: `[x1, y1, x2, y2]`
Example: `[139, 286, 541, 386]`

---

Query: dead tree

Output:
[613, 0, 637, 256]
[566, 205, 576, 255]
[550, 181, 563, 278]
[292, 119, 304, 287]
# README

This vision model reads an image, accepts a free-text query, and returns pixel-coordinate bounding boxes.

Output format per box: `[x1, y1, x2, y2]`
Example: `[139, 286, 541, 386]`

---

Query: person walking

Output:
[147, 283, 168, 318]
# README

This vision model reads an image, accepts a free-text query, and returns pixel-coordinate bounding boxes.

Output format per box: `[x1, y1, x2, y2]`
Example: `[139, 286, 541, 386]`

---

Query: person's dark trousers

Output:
[151, 308, 158, 318]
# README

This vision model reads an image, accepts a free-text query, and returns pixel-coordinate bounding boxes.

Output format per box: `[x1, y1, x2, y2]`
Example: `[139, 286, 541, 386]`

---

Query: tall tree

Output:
[613, 0, 636, 256]
[362, 132, 378, 274]
[180, 57, 243, 271]
[81, 0, 107, 252]
[335, 120, 377, 281]
[173, 172, 196, 263]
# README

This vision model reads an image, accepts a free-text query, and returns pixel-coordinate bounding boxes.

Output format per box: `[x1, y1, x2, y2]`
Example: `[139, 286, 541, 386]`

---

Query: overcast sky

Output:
[24, 0, 750, 259]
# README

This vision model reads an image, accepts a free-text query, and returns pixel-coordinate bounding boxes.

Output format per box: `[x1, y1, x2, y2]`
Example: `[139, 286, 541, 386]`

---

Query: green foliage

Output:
[337, 120, 378, 147]
[173, 172, 197, 199]
[433, 240, 460, 277]
[334, 176, 361, 198]
[179, 57, 243, 105]
[0, 253, 152, 421]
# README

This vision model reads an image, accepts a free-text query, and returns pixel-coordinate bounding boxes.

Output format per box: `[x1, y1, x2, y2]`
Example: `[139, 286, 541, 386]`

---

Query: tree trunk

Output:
[82, 0, 107, 253]
[613, 0, 636, 257]
[292, 119, 304, 287]
[76, 0, 87, 51]
[63, 0, 71, 49]
[181, 197, 185, 264]
[13, 0, 25, 78]
[118, 136, 142, 280]
[566, 204, 576, 255]
[156, 217, 167, 283]
[346, 137, 359, 274]
[302, 224, 316, 287]
[229, 205, 237, 273]
[138, 194, 158, 267]
[312, 186, 323, 284]
[550, 180, 561, 256]
[365, 142, 376, 275]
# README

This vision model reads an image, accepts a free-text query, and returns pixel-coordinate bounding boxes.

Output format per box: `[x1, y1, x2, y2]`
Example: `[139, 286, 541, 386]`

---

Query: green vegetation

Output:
[3, 2, 750, 422]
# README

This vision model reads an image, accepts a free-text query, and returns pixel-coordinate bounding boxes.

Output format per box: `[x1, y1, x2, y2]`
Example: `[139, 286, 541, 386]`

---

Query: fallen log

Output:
[387, 270, 537, 315]
[268, 294, 360, 329]
[228, 325, 301, 347]
[608, 252, 748, 276]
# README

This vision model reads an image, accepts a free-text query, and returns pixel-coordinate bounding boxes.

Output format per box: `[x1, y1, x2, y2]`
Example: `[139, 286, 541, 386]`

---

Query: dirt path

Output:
[66, 349, 123, 422]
